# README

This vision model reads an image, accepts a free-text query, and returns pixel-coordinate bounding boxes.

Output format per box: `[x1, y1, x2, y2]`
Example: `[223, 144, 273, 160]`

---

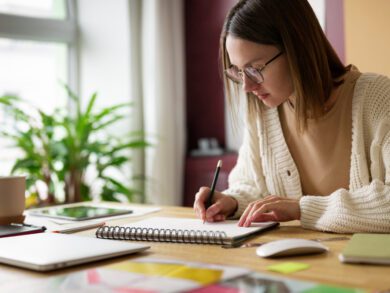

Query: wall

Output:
[185, 0, 236, 152]
[325, 0, 345, 62]
[344, 0, 390, 77]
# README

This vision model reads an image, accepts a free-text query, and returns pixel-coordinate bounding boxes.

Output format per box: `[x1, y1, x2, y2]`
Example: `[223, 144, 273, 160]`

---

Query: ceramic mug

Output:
[0, 176, 26, 224]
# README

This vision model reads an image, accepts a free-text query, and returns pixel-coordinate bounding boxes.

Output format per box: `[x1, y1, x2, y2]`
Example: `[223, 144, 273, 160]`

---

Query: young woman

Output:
[193, 0, 390, 233]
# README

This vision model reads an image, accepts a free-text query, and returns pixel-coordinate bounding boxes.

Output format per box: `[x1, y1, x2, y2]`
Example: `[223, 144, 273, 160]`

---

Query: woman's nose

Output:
[242, 74, 259, 93]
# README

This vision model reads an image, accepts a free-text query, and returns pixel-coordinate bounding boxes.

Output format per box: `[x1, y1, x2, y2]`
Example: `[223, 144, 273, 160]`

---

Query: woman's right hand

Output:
[193, 187, 238, 222]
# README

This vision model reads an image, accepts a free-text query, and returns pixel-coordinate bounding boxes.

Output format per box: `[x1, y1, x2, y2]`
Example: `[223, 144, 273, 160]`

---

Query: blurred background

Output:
[0, 0, 389, 208]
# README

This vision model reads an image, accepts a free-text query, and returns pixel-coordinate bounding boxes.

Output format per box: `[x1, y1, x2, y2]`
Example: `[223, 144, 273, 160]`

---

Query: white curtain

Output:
[129, 0, 186, 205]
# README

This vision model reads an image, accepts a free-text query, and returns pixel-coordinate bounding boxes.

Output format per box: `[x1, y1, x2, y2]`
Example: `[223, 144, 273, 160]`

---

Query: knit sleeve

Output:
[222, 114, 268, 218]
[300, 75, 390, 233]
[300, 179, 390, 233]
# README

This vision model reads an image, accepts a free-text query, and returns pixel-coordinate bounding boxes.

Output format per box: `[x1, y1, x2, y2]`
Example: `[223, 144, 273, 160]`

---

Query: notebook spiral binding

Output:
[95, 226, 228, 245]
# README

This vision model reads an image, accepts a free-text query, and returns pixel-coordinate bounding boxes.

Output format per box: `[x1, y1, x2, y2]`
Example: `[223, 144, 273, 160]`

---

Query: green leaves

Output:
[0, 86, 148, 206]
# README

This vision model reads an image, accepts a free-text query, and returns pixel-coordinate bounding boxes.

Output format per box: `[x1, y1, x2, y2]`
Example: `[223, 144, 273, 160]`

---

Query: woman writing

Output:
[193, 0, 390, 233]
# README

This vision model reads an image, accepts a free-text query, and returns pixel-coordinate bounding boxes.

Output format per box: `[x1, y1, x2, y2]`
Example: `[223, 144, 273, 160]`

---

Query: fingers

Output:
[193, 187, 210, 222]
[249, 202, 280, 224]
[214, 214, 226, 222]
[238, 196, 280, 226]
[238, 202, 253, 226]
[251, 212, 277, 222]
[193, 188, 238, 223]
[204, 200, 224, 222]
[193, 187, 224, 222]
[240, 202, 277, 227]
[238, 197, 300, 226]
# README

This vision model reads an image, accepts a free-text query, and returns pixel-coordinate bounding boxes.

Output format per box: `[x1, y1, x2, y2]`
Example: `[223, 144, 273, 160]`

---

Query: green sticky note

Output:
[267, 262, 310, 274]
[302, 284, 366, 293]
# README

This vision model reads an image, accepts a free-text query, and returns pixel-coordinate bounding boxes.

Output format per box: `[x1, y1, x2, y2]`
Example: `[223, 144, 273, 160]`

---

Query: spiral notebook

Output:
[95, 217, 279, 245]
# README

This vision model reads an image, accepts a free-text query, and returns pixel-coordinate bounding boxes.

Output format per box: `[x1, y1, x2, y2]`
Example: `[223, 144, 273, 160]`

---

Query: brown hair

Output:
[220, 0, 347, 131]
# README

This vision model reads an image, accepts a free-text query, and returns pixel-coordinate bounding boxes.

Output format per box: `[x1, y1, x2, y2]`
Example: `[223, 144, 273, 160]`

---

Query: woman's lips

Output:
[253, 92, 269, 100]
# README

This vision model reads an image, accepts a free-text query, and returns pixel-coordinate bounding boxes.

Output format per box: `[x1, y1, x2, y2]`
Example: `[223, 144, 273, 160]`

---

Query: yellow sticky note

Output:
[267, 262, 310, 274]
[107, 262, 223, 285]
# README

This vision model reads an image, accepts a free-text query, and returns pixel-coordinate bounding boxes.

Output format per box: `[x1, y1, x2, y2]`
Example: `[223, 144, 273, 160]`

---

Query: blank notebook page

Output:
[122, 217, 276, 238]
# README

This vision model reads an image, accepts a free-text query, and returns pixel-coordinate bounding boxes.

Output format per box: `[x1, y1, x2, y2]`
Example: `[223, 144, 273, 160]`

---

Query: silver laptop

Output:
[0, 233, 149, 271]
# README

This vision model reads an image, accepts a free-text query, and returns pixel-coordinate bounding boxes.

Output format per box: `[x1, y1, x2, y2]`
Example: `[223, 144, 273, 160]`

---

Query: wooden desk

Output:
[1, 204, 389, 291]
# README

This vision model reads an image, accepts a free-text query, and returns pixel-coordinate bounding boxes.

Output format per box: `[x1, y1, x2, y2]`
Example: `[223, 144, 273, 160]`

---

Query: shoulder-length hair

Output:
[220, 0, 346, 131]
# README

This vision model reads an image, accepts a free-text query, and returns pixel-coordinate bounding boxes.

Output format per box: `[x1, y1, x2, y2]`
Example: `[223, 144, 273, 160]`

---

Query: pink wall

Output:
[325, 0, 345, 63]
[185, 0, 236, 152]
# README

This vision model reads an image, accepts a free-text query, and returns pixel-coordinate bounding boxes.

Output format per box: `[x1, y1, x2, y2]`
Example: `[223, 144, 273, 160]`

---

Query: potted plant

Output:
[0, 86, 149, 207]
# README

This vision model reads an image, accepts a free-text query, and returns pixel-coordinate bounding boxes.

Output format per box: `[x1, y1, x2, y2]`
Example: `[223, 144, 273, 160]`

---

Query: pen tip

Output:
[217, 160, 222, 168]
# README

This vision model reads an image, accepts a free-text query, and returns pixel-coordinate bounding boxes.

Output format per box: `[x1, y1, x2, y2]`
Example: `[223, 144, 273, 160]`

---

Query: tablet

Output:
[29, 205, 133, 221]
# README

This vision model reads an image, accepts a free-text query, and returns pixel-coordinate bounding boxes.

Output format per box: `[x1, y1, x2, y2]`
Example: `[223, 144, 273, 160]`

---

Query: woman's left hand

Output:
[238, 196, 300, 227]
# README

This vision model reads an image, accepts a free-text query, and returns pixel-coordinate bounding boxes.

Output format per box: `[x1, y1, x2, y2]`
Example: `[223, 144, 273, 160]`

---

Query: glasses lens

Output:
[225, 67, 242, 83]
[244, 67, 264, 84]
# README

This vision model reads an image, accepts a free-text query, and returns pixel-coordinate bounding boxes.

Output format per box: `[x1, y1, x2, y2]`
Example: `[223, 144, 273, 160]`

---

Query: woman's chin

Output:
[258, 97, 277, 108]
[257, 95, 286, 108]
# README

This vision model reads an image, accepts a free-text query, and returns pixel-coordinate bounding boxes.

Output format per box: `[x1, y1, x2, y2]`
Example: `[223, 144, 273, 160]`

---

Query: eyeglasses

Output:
[224, 51, 283, 84]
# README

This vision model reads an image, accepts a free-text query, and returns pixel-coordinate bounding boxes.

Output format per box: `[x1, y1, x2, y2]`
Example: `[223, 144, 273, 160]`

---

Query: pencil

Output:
[52, 221, 105, 234]
[205, 160, 222, 210]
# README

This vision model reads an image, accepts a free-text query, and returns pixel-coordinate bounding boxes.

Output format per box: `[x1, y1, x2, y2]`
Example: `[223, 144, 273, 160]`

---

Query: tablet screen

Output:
[30, 205, 133, 221]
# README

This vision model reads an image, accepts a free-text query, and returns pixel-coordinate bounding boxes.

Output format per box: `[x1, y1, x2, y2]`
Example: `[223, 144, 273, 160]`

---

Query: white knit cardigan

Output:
[224, 73, 390, 233]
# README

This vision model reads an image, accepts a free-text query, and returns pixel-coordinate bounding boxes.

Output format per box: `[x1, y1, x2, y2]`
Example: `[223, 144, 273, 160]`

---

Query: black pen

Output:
[204, 160, 222, 214]
[10, 223, 46, 230]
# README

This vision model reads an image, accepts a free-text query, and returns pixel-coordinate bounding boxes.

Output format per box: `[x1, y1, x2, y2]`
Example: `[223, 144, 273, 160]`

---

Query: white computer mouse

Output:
[256, 238, 329, 258]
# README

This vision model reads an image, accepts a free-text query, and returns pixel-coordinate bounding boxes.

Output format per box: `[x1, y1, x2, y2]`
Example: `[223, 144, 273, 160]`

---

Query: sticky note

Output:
[266, 262, 310, 274]
[107, 262, 223, 285]
[302, 284, 365, 293]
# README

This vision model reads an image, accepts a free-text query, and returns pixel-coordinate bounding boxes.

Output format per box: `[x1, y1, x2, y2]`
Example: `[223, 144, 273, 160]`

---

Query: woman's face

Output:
[225, 35, 294, 108]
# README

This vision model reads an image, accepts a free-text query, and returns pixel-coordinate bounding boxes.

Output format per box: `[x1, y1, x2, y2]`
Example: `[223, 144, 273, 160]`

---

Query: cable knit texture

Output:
[223, 73, 390, 233]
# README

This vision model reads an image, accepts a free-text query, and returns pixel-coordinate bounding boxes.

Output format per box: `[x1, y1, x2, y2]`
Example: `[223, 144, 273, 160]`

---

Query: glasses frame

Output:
[225, 51, 284, 84]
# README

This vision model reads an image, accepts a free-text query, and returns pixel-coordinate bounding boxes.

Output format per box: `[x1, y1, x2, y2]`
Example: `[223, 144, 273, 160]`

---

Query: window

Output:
[0, 39, 68, 112]
[0, 0, 66, 19]
[0, 0, 77, 175]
